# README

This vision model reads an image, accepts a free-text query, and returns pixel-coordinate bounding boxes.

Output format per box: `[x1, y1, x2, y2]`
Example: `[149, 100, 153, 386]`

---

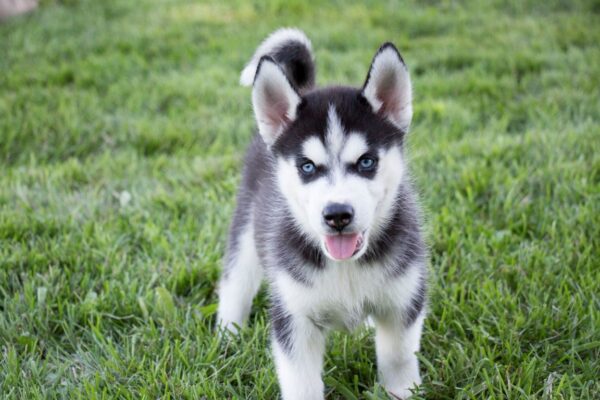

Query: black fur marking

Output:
[360, 185, 426, 274]
[275, 214, 325, 280]
[222, 137, 267, 279]
[272, 42, 315, 93]
[272, 86, 405, 158]
[270, 297, 294, 353]
[405, 274, 427, 326]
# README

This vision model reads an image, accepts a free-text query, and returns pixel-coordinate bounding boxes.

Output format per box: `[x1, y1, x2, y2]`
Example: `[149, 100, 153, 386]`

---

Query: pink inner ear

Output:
[265, 99, 291, 127]
[376, 71, 401, 116]
[263, 86, 291, 127]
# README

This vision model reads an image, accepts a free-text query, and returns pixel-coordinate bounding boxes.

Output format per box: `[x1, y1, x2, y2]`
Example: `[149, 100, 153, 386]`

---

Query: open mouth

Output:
[324, 232, 365, 261]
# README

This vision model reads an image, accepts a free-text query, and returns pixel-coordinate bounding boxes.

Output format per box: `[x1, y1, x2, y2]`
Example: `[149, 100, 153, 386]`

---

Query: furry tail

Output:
[239, 28, 315, 93]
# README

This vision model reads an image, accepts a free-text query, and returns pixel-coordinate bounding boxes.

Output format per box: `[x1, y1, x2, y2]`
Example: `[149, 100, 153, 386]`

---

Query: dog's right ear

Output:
[252, 56, 301, 146]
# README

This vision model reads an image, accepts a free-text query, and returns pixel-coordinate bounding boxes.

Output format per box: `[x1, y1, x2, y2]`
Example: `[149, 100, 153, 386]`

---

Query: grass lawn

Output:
[1, 0, 599, 398]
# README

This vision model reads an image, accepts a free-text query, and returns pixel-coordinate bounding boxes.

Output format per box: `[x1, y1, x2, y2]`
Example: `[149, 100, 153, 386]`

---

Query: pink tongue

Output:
[325, 233, 360, 260]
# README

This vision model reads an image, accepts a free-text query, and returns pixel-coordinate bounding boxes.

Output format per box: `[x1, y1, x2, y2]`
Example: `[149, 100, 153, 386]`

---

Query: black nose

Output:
[323, 203, 354, 231]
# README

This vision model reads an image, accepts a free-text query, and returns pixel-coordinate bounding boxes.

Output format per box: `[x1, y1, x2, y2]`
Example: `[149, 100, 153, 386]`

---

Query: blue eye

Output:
[358, 156, 376, 171]
[300, 161, 316, 175]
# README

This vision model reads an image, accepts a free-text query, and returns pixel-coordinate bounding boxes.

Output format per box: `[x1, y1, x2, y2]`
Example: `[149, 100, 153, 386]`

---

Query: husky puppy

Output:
[217, 28, 427, 400]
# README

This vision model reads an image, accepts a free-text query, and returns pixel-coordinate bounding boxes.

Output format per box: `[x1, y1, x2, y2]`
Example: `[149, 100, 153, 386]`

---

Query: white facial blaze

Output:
[276, 106, 406, 260]
[325, 106, 345, 157]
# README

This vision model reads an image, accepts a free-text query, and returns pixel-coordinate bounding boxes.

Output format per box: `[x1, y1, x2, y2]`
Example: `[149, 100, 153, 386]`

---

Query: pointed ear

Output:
[252, 56, 301, 146]
[362, 43, 413, 132]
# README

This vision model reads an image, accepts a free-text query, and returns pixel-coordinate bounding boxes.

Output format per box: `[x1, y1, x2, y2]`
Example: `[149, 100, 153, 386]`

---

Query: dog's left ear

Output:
[362, 43, 412, 132]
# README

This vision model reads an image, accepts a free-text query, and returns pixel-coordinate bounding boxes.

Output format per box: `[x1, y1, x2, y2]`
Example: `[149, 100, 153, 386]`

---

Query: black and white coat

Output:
[217, 28, 427, 400]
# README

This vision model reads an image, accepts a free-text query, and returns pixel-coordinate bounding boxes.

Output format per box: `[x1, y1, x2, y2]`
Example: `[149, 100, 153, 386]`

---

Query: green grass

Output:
[1, 0, 599, 398]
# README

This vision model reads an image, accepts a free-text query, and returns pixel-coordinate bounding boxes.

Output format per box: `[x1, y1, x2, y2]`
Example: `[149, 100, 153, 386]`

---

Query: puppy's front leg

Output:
[271, 304, 326, 400]
[374, 312, 425, 399]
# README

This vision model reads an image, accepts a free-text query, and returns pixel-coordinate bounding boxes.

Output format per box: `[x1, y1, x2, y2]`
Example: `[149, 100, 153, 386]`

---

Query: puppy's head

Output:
[252, 44, 413, 262]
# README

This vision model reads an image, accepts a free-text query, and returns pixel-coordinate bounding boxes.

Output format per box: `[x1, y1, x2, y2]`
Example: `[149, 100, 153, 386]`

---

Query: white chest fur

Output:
[274, 260, 422, 331]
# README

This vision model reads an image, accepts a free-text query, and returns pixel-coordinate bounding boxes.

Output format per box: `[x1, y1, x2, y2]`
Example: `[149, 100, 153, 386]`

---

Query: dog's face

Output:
[252, 44, 413, 261]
